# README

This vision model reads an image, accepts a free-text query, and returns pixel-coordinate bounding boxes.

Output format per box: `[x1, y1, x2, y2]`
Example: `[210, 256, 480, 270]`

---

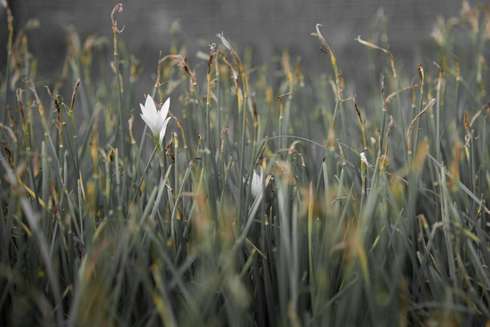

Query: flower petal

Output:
[160, 97, 170, 120]
[159, 117, 172, 145]
[139, 103, 146, 114]
[251, 170, 264, 198]
[140, 113, 156, 135]
[145, 95, 158, 116]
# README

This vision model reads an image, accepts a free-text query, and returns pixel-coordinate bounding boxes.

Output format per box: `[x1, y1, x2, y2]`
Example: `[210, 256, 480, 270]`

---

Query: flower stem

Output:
[135, 144, 158, 193]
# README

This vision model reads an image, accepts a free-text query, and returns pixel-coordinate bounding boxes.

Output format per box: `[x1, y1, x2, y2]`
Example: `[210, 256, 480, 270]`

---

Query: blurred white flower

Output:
[251, 169, 264, 198]
[139, 95, 171, 145]
[360, 151, 370, 167]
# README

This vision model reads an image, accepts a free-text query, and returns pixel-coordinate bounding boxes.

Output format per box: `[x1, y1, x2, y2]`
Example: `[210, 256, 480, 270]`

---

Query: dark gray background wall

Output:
[2, 0, 461, 81]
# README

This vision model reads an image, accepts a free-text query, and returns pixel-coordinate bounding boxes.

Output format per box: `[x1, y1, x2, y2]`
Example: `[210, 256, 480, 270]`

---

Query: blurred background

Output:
[2, 0, 461, 85]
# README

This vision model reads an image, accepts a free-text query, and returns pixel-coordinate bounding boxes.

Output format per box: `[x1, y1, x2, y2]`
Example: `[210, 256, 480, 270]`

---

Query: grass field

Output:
[1, 2, 489, 326]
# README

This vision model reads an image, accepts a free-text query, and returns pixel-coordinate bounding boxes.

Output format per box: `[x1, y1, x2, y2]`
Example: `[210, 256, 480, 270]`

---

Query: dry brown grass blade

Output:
[406, 98, 436, 152]
[159, 54, 198, 89]
[356, 35, 397, 78]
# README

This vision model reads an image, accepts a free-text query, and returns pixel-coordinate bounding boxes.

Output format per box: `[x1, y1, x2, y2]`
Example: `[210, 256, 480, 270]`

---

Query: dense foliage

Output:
[1, 2, 489, 326]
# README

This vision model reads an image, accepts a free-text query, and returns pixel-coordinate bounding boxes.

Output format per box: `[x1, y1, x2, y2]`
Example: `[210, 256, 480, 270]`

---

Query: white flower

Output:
[139, 95, 171, 145]
[251, 169, 264, 198]
[360, 151, 370, 167]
